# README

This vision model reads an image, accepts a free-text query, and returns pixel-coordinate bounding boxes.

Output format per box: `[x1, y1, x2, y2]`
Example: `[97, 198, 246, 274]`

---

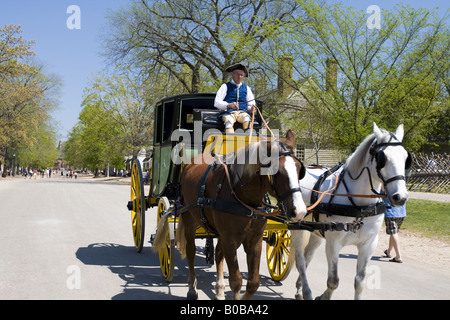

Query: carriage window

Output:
[154, 104, 163, 144]
[186, 114, 194, 124]
[179, 108, 194, 131]
[179, 97, 215, 130]
[154, 101, 175, 144]
[162, 100, 175, 143]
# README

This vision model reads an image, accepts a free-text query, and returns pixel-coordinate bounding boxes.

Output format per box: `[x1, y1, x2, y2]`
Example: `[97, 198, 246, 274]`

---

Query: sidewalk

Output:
[408, 191, 450, 202]
[76, 175, 131, 185]
[0, 174, 132, 185]
[2, 175, 449, 202]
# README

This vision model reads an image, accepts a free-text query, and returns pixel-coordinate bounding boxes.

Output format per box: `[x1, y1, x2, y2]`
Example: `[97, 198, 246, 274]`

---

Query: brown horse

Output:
[154, 130, 307, 300]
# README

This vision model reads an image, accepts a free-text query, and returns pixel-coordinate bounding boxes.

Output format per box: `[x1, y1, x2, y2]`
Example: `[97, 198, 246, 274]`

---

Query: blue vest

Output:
[222, 82, 248, 114]
[384, 197, 407, 218]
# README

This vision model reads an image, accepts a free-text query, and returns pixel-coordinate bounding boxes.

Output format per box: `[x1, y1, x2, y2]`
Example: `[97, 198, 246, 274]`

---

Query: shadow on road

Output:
[76, 242, 284, 300]
[75, 242, 232, 299]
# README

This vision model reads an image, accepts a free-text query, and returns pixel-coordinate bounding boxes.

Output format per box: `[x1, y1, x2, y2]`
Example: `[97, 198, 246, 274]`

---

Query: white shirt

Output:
[214, 80, 255, 111]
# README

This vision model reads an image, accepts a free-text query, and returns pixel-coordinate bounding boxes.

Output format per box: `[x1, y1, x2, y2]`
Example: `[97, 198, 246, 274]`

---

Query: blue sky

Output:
[1, 1, 448, 141]
[0, 0, 130, 141]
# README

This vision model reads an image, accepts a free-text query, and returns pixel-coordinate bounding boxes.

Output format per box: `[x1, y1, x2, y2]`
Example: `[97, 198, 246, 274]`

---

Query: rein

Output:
[214, 154, 281, 218]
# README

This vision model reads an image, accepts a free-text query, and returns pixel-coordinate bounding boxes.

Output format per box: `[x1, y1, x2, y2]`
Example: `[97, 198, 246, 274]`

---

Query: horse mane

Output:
[227, 140, 264, 186]
[345, 128, 391, 173]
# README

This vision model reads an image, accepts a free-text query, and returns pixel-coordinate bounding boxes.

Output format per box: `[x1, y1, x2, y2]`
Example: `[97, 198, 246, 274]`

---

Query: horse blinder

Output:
[371, 147, 411, 170]
[376, 151, 386, 169]
[299, 162, 306, 180]
[369, 142, 412, 186]
[405, 152, 412, 170]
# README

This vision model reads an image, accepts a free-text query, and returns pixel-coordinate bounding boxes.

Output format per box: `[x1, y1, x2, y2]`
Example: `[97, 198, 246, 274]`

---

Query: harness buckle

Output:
[247, 210, 258, 219]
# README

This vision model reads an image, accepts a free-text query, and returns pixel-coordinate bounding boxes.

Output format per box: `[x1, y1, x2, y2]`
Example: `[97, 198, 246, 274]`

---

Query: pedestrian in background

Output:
[383, 197, 407, 263]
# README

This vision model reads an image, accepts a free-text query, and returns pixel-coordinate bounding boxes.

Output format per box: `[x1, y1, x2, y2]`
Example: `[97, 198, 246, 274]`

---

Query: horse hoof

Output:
[187, 291, 198, 300]
[215, 294, 226, 300]
[295, 293, 303, 300]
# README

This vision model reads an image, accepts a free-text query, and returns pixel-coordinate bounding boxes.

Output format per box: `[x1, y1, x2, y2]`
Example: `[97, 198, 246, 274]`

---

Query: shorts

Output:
[222, 111, 251, 126]
[385, 217, 405, 235]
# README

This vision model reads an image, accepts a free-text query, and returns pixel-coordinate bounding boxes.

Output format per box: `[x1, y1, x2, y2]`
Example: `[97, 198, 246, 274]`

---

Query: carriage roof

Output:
[154, 93, 217, 107]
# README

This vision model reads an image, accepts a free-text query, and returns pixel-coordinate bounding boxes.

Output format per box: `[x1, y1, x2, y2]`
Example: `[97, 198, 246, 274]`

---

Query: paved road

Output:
[0, 177, 449, 300]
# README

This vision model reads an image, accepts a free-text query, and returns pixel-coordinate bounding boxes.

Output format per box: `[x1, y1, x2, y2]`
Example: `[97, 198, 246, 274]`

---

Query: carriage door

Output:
[152, 100, 175, 197]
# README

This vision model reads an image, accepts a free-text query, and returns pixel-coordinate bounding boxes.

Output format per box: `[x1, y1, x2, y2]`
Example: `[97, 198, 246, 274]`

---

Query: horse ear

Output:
[373, 122, 383, 142]
[395, 124, 404, 142]
[284, 129, 295, 150]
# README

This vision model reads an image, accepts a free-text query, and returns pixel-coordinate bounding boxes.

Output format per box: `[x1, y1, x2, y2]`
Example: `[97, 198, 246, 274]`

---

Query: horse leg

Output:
[354, 238, 378, 300]
[292, 231, 322, 300]
[241, 233, 263, 300]
[317, 240, 341, 300]
[184, 214, 199, 300]
[222, 239, 242, 300]
[214, 239, 226, 300]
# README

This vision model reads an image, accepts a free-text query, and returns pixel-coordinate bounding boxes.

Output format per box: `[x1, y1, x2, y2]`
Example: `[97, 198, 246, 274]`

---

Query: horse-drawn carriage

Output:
[126, 93, 295, 284]
[126, 93, 412, 300]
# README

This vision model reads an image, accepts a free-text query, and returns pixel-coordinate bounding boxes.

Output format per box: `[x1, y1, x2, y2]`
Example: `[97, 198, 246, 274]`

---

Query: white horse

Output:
[292, 123, 411, 300]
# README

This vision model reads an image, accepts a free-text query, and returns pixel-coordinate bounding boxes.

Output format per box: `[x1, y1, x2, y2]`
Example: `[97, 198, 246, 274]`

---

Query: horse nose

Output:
[290, 206, 307, 223]
[391, 193, 407, 206]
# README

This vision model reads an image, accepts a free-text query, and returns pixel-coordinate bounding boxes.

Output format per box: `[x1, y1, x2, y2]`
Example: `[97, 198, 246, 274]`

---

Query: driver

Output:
[214, 63, 257, 133]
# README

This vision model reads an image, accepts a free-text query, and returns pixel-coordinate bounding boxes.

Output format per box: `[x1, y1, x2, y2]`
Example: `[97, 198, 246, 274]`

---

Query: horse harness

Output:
[308, 164, 385, 235]
[369, 133, 412, 186]
[193, 143, 305, 235]
[308, 136, 411, 235]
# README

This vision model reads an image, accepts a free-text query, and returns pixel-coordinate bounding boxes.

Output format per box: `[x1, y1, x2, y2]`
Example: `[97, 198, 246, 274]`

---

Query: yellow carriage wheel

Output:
[266, 230, 292, 282]
[157, 197, 175, 282]
[130, 159, 146, 253]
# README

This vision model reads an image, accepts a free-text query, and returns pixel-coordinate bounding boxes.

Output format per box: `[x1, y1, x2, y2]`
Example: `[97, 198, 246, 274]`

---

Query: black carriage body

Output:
[150, 93, 263, 201]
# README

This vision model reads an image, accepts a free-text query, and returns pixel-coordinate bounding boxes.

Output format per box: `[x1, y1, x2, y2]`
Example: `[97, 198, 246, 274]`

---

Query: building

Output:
[261, 56, 344, 166]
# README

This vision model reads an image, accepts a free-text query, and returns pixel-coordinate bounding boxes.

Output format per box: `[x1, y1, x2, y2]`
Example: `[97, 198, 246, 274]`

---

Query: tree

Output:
[258, 1, 450, 152]
[64, 102, 126, 174]
[16, 121, 60, 169]
[82, 70, 154, 158]
[0, 25, 61, 173]
[103, 0, 301, 93]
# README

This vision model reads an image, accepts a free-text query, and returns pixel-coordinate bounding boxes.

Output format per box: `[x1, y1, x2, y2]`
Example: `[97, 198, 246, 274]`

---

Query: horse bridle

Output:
[369, 135, 412, 187]
[218, 141, 306, 218]
[266, 142, 306, 216]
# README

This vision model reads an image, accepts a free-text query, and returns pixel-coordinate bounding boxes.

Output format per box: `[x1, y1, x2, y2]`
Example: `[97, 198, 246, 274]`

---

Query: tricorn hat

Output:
[225, 63, 249, 77]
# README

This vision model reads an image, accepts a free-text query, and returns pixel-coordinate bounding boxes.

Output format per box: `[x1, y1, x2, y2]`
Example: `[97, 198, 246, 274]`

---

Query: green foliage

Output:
[82, 0, 450, 160]
[0, 25, 61, 170]
[64, 68, 155, 170]
[64, 102, 126, 172]
[82, 70, 154, 157]
[16, 122, 60, 169]
[258, 1, 450, 152]
[103, 0, 301, 92]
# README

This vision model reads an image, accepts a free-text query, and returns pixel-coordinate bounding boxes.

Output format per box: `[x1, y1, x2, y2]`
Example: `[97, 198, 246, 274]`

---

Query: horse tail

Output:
[175, 214, 187, 259]
[152, 212, 171, 253]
